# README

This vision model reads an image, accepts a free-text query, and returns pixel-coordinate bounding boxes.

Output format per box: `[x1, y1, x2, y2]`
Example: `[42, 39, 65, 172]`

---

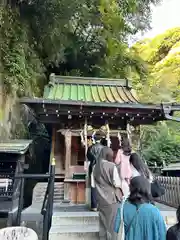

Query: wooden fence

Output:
[149, 167, 162, 176]
[155, 176, 180, 208]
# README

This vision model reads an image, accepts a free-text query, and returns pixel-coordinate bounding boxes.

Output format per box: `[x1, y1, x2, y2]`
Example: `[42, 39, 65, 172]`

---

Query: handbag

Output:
[151, 180, 165, 198]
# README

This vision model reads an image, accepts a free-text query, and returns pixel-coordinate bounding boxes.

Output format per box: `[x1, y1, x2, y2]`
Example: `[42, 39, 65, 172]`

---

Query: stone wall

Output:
[0, 95, 25, 140]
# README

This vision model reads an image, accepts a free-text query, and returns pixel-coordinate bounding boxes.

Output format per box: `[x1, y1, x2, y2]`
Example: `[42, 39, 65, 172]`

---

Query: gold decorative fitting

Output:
[51, 157, 56, 166]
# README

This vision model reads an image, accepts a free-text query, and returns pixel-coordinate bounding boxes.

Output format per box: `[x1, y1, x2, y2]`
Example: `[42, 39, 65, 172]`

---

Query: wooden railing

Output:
[155, 176, 180, 208]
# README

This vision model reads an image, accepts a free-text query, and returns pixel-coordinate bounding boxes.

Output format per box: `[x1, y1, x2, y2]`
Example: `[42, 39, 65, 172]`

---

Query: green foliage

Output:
[0, 0, 161, 96]
[140, 123, 180, 166]
[147, 28, 180, 64]
[134, 28, 180, 165]
[0, 109, 2, 120]
[97, 0, 151, 78]
[133, 27, 180, 103]
[0, 1, 162, 140]
[1, 7, 45, 96]
[19, 0, 161, 78]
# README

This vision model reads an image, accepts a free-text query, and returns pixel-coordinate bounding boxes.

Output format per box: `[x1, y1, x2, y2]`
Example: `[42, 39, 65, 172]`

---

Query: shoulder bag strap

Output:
[120, 197, 126, 221]
[125, 205, 142, 234]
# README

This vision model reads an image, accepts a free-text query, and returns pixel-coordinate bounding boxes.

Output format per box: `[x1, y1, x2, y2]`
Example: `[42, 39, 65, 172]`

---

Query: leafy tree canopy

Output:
[0, 0, 161, 96]
[140, 122, 180, 166]
[134, 27, 180, 165]
[133, 27, 180, 103]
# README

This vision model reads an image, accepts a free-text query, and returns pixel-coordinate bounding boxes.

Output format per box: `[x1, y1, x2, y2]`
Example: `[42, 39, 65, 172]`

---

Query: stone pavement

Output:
[156, 202, 176, 211]
[155, 202, 177, 229]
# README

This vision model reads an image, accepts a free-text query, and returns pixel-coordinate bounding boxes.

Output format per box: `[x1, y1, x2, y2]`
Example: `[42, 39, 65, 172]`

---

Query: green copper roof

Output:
[43, 75, 138, 104]
[0, 140, 32, 154]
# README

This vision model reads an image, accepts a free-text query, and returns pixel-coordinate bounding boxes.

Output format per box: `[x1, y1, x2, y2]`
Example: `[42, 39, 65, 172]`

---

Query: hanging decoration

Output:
[80, 125, 97, 146]
[127, 123, 132, 145]
[80, 130, 85, 147]
[91, 130, 96, 144]
[105, 122, 111, 147]
[117, 131, 121, 146]
[84, 118, 88, 171]
[84, 118, 88, 155]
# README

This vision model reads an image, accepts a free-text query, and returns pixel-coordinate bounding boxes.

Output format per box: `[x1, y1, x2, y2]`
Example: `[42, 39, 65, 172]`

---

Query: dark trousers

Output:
[91, 187, 97, 209]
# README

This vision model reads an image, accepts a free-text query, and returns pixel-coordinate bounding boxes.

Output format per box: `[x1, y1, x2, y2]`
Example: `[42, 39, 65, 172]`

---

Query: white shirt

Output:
[130, 164, 153, 183]
[131, 164, 141, 178]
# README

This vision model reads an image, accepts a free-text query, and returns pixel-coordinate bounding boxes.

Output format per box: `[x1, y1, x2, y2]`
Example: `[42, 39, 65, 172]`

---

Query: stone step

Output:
[49, 225, 99, 240]
[52, 211, 99, 226]
[32, 182, 64, 204]
[53, 193, 64, 198]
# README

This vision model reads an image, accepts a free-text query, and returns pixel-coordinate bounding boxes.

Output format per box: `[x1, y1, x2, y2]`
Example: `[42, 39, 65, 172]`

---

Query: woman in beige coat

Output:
[92, 146, 123, 240]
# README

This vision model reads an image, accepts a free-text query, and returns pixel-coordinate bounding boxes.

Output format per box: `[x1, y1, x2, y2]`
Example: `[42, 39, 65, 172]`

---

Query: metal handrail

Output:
[0, 173, 63, 178]
[41, 163, 55, 240]
[6, 159, 56, 240]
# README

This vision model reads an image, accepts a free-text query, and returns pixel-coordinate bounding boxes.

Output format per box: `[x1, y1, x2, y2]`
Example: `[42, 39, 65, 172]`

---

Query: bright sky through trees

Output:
[142, 0, 180, 39]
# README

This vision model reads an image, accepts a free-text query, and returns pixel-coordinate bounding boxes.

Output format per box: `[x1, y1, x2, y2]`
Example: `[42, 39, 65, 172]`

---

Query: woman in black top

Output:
[167, 205, 180, 240]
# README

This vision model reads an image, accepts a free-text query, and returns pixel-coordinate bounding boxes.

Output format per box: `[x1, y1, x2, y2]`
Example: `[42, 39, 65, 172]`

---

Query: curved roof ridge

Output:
[49, 74, 132, 88]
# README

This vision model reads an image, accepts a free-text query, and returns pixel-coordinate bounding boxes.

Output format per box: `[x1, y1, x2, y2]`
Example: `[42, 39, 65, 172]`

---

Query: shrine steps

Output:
[20, 182, 177, 239]
[49, 205, 99, 240]
[49, 226, 98, 240]
[32, 182, 64, 204]
[21, 182, 64, 239]
[21, 182, 64, 222]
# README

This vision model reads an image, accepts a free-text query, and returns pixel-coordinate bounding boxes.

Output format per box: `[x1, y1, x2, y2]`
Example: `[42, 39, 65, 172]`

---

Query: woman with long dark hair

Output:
[129, 153, 153, 182]
[130, 153, 165, 198]
[114, 176, 166, 240]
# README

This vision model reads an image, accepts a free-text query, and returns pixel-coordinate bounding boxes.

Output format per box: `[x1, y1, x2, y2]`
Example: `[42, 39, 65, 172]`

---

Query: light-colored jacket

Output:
[114, 149, 132, 183]
[92, 159, 123, 206]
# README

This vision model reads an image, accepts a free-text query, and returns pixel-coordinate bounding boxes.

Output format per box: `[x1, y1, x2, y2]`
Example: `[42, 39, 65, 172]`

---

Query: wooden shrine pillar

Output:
[65, 130, 72, 178]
